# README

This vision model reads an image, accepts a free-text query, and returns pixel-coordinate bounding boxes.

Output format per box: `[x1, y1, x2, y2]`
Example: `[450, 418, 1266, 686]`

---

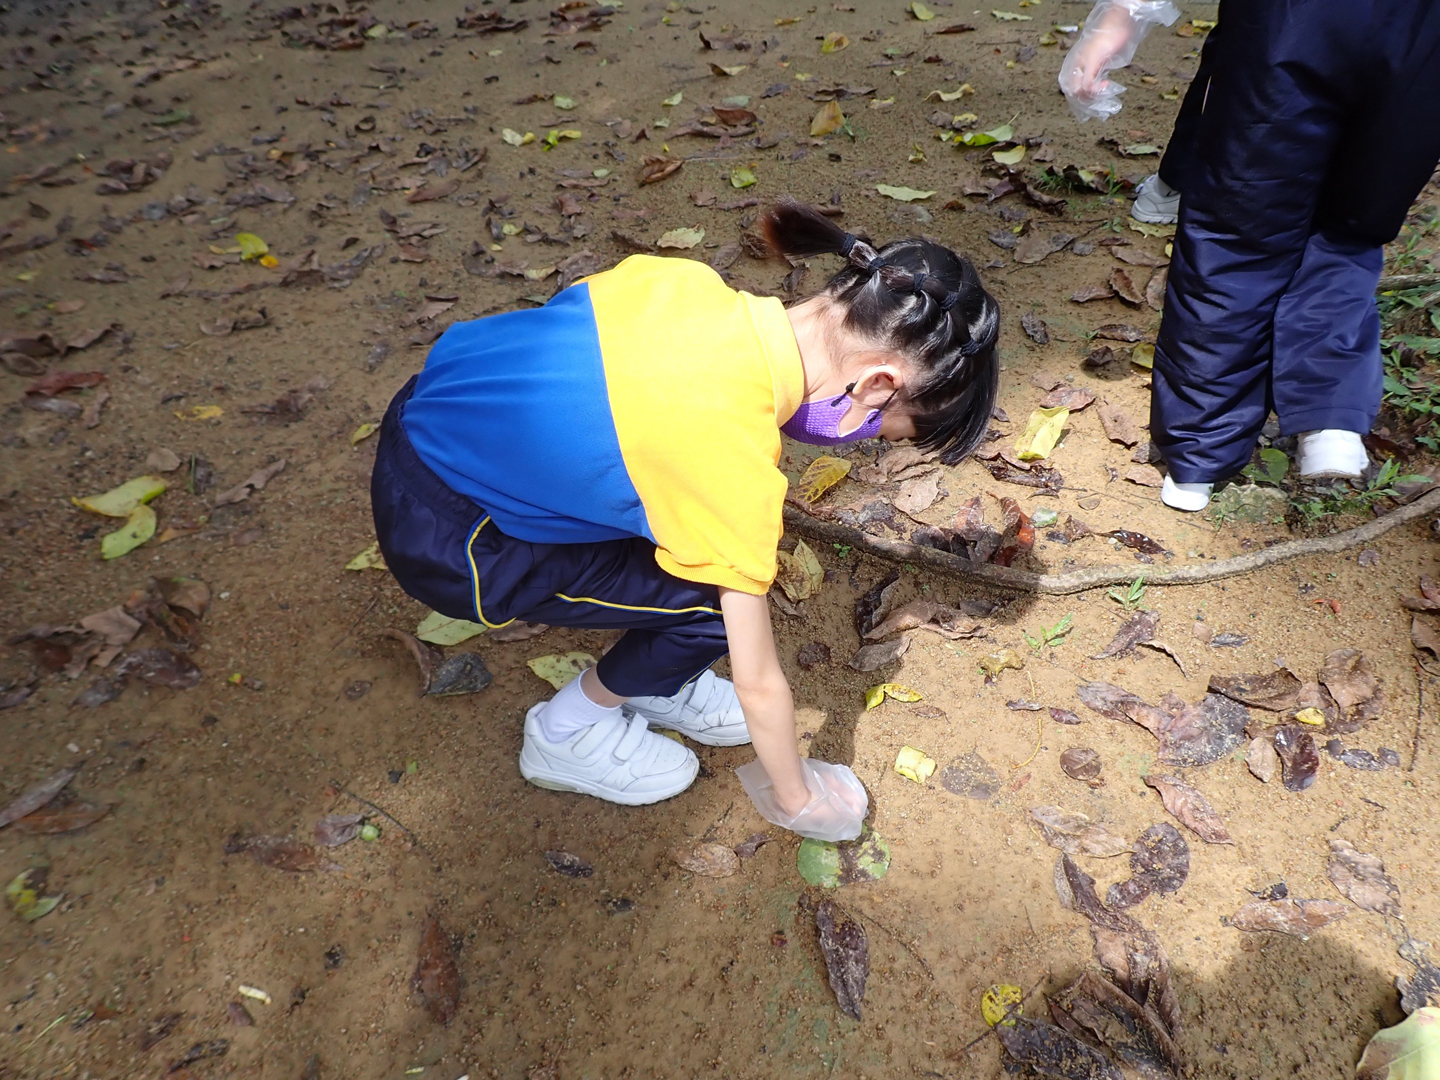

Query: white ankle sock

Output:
[1298, 429, 1366, 479]
[536, 675, 622, 744]
[1161, 475, 1213, 512]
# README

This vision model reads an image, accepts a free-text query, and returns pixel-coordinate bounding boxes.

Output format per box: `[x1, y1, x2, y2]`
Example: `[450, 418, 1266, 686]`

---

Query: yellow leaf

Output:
[894, 746, 936, 783]
[1130, 343, 1155, 369]
[175, 404, 224, 421]
[101, 503, 157, 559]
[1294, 707, 1326, 726]
[345, 541, 387, 571]
[657, 227, 705, 249]
[235, 232, 269, 260]
[72, 475, 167, 518]
[910, 1, 935, 19]
[908, 143, 926, 163]
[259, 254, 279, 268]
[775, 16, 801, 25]
[796, 455, 851, 503]
[662, 90, 684, 106]
[992, 145, 1026, 165]
[351, 422, 380, 445]
[820, 31, 849, 53]
[981, 984, 1024, 1027]
[865, 682, 923, 710]
[810, 99, 845, 136]
[712, 63, 747, 76]
[527, 652, 598, 689]
[926, 84, 973, 102]
[775, 539, 824, 602]
[978, 648, 1025, 675]
[502, 128, 536, 146]
[1014, 406, 1069, 461]
[416, 610, 486, 645]
[1191, 18, 1216, 29]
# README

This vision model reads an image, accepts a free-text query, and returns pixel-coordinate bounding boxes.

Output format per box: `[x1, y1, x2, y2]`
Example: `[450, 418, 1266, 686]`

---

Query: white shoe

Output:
[1132, 174, 1180, 225]
[625, 669, 751, 747]
[1297, 429, 1367, 480]
[1161, 475, 1214, 512]
[519, 705, 698, 805]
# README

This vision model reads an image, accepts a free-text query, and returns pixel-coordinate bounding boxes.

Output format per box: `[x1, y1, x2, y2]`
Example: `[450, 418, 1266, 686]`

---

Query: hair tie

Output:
[866, 255, 887, 273]
[839, 233, 858, 258]
[912, 272, 929, 295]
[938, 290, 960, 311]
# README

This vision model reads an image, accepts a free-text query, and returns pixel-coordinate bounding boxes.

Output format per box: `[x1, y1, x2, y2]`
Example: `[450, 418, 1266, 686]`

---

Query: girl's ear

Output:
[849, 358, 906, 407]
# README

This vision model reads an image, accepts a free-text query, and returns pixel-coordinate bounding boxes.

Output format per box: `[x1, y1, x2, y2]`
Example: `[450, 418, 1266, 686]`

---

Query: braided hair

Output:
[759, 200, 1000, 464]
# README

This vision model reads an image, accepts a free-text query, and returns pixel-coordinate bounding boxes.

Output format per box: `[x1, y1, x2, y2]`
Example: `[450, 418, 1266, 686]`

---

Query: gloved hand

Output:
[1058, 0, 1181, 121]
[735, 758, 868, 841]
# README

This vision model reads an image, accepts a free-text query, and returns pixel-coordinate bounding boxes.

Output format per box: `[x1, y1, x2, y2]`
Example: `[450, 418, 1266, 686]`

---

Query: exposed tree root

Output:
[784, 486, 1440, 596]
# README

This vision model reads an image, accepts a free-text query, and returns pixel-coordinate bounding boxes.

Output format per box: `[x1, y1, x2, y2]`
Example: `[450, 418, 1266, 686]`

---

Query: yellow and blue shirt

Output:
[403, 255, 804, 595]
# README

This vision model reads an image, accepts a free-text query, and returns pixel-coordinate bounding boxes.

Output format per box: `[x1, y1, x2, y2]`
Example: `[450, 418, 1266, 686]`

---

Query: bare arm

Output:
[719, 586, 810, 816]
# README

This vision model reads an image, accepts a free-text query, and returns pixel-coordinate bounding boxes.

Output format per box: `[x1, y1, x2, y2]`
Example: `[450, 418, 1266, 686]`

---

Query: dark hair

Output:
[759, 200, 1000, 464]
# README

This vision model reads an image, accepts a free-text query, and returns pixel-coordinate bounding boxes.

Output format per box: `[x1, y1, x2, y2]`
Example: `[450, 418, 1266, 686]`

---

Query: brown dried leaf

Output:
[1156, 693, 1249, 767]
[212, 459, 286, 506]
[638, 155, 683, 184]
[12, 800, 112, 834]
[1096, 401, 1142, 447]
[733, 833, 771, 859]
[1092, 610, 1158, 659]
[1071, 283, 1115, 303]
[26, 369, 105, 396]
[1106, 823, 1188, 909]
[1273, 724, 1320, 791]
[1039, 385, 1096, 411]
[1111, 244, 1168, 267]
[1327, 838, 1401, 916]
[1143, 774, 1233, 844]
[815, 900, 868, 1021]
[1124, 464, 1165, 488]
[939, 752, 1000, 799]
[1208, 669, 1303, 711]
[1075, 681, 1149, 723]
[1029, 805, 1132, 857]
[314, 813, 364, 848]
[996, 1017, 1122, 1080]
[863, 598, 984, 642]
[1108, 268, 1145, 305]
[1412, 616, 1440, 659]
[849, 636, 911, 672]
[1317, 648, 1377, 711]
[1060, 747, 1103, 784]
[112, 649, 202, 690]
[1020, 312, 1049, 344]
[671, 842, 739, 877]
[892, 469, 942, 515]
[1145, 266, 1168, 311]
[412, 913, 461, 1025]
[1230, 898, 1347, 938]
[854, 571, 902, 637]
[406, 177, 460, 203]
[797, 642, 831, 669]
[223, 833, 342, 872]
[1246, 736, 1279, 782]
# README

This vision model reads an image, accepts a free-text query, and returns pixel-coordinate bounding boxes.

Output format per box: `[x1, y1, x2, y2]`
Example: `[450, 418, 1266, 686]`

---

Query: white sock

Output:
[536, 675, 622, 743]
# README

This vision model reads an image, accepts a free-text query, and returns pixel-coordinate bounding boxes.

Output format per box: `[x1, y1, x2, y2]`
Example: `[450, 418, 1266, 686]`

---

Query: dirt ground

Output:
[2, 1, 1439, 1078]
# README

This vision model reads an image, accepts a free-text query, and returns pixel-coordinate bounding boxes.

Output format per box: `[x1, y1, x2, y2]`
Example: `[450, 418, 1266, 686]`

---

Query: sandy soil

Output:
[2, 1, 1438, 1078]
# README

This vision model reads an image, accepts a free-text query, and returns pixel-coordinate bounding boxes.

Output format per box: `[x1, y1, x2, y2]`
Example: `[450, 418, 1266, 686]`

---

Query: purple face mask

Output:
[781, 382, 886, 446]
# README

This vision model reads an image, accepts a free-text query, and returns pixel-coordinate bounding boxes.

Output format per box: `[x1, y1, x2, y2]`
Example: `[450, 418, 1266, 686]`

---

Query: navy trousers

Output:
[1151, 0, 1440, 482]
[371, 376, 729, 698]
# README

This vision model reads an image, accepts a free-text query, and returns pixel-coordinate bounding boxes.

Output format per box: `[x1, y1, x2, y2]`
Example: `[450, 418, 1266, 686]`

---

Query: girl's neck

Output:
[786, 296, 844, 401]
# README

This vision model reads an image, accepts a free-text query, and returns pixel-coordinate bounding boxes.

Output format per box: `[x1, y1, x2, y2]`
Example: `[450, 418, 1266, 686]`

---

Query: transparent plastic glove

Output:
[1058, 0, 1181, 122]
[735, 758, 868, 842]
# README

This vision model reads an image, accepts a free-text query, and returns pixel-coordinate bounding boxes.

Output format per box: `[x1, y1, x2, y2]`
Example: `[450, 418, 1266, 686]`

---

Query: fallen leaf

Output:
[72, 475, 167, 518]
[175, 404, 223, 421]
[850, 636, 911, 672]
[855, 571, 902, 637]
[99, 505, 157, 560]
[1071, 283, 1115, 303]
[223, 833, 342, 872]
[910, 1, 936, 19]
[212, 459, 286, 506]
[544, 850, 594, 878]
[1105, 529, 1169, 555]
[656, 226, 704, 249]
[820, 31, 849, 53]
[1038, 386, 1095, 411]
[1146, 266, 1168, 310]
[1356, 1008, 1440, 1080]
[638, 155, 683, 184]
[776, 539, 824, 602]
[0, 768, 77, 829]
[26, 369, 105, 396]
[1327, 838, 1401, 917]
[415, 611, 485, 646]
[145, 448, 183, 473]
[1246, 736, 1279, 782]
[892, 470, 942, 514]
[1050, 707, 1084, 725]
[796, 826, 891, 887]
[235, 232, 269, 260]
[314, 813, 364, 848]
[733, 833, 771, 859]
[671, 842, 740, 877]
[978, 647, 1026, 676]
[426, 653, 492, 696]
[864, 598, 984, 642]
[139, 1012, 183, 1051]
[1020, 312, 1049, 344]
[1125, 464, 1165, 487]
[797, 642, 831, 669]
[1208, 669, 1303, 711]
[526, 652, 597, 689]
[71, 677, 123, 709]
[996, 1017, 1120, 1080]
[345, 542, 387, 571]
[876, 184, 936, 202]
[1029, 805, 1132, 857]
[795, 455, 851, 503]
[1106, 823, 1189, 909]
[815, 900, 868, 1020]
[1144, 773, 1233, 844]
[1014, 406, 1068, 461]
[111, 648, 201, 690]
[939, 751, 1000, 799]
[407, 177, 460, 203]
[864, 682, 921, 709]
[1013, 231, 1071, 265]
[1109, 267, 1145, 305]
[993, 145, 1026, 166]
[351, 422, 380, 445]
[1413, 616, 1440, 660]
[1230, 898, 1347, 939]
[6, 868, 59, 922]
[1092, 610, 1159, 659]
[1096, 401, 1142, 447]
[487, 620, 548, 643]
[1273, 724, 1320, 791]
[412, 913, 461, 1025]
[1059, 747, 1103, 785]
[1318, 648, 1377, 711]
[894, 746, 936, 783]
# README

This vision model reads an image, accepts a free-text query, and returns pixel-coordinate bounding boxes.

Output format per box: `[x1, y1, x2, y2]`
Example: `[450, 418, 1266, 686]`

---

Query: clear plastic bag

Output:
[1058, 0, 1181, 122]
[735, 758, 868, 842]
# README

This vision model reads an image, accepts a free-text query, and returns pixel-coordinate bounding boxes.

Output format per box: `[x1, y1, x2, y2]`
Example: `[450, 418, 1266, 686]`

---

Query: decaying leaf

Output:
[1356, 1008, 1440, 1080]
[1143, 773, 1233, 844]
[0, 768, 77, 829]
[810, 100, 846, 136]
[544, 850, 594, 878]
[1230, 898, 1347, 939]
[1317, 648, 1377, 712]
[815, 900, 868, 1021]
[426, 653, 493, 696]
[1049, 970, 1181, 1077]
[12, 799, 112, 835]
[526, 652, 597, 690]
[1106, 824, 1189, 909]
[671, 842, 740, 877]
[796, 455, 852, 503]
[940, 752, 1000, 800]
[314, 813, 364, 848]
[638, 155, 683, 184]
[1104, 529, 1169, 556]
[415, 611, 485, 646]
[733, 833, 771, 859]
[797, 642, 831, 669]
[1050, 707, 1084, 725]
[996, 1016, 1122, 1080]
[223, 833, 343, 872]
[776, 539, 825, 602]
[1038, 385, 1096, 411]
[1273, 724, 1320, 792]
[212, 459, 286, 507]
[849, 636, 910, 672]
[1029, 805, 1132, 858]
[1246, 736, 1279, 783]
[864, 598, 985, 642]
[1092, 610, 1159, 659]
[1109, 267, 1145, 305]
[412, 913, 461, 1025]
[112, 649, 202, 690]
[6, 867, 60, 922]
[1327, 838, 1401, 917]
[1020, 312, 1049, 344]
[796, 827, 891, 887]
[864, 682, 922, 709]
[1060, 747, 1104, 786]
[1208, 669, 1302, 711]
[894, 746, 936, 783]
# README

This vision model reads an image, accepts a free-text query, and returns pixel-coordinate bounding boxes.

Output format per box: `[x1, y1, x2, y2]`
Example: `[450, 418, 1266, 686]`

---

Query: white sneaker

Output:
[1297, 429, 1367, 480]
[1161, 475, 1214, 512]
[1132, 174, 1180, 225]
[519, 705, 698, 805]
[625, 669, 751, 747]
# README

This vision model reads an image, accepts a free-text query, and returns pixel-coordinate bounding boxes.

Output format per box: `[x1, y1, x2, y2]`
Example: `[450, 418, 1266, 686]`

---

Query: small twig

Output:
[1412, 663, 1425, 772]
[1378, 272, 1440, 291]
[25, 1014, 67, 1049]
[850, 906, 946, 993]
[330, 778, 440, 868]
[1010, 713, 1044, 770]
[785, 485, 1440, 595]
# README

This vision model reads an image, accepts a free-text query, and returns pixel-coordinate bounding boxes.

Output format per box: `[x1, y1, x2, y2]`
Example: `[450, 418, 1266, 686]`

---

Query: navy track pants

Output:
[371, 376, 729, 699]
[1149, 0, 1440, 482]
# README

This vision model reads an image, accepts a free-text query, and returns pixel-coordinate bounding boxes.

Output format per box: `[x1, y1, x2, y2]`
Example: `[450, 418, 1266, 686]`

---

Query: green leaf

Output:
[101, 504, 157, 560]
[662, 90, 684, 106]
[992, 9, 1032, 19]
[415, 611, 486, 646]
[235, 232, 269, 260]
[876, 184, 936, 202]
[910, 1, 935, 19]
[526, 652, 598, 689]
[1122, 143, 1161, 156]
[344, 541, 387, 572]
[553, 94, 577, 110]
[1357, 1008, 1440, 1080]
[154, 108, 193, 126]
[72, 475, 167, 518]
[730, 165, 757, 189]
[959, 123, 1014, 147]
[656, 226, 705, 249]
[992, 145, 1026, 165]
[797, 826, 891, 887]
